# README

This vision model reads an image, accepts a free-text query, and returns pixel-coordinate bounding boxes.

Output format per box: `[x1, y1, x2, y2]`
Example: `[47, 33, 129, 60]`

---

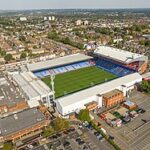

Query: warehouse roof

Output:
[94, 46, 148, 64]
[12, 72, 52, 100]
[0, 74, 25, 108]
[56, 73, 142, 110]
[28, 53, 93, 72]
[0, 108, 46, 136]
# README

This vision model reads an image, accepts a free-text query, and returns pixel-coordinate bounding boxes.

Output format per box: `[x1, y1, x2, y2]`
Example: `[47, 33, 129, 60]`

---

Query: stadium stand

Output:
[34, 61, 94, 78]
[34, 56, 134, 78]
[126, 62, 139, 71]
[95, 58, 134, 77]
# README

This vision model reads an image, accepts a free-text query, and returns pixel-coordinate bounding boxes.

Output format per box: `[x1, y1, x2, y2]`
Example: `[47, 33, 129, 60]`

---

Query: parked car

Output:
[78, 140, 85, 145]
[76, 137, 81, 142]
[136, 108, 146, 114]
[63, 141, 70, 147]
[99, 136, 104, 141]
[83, 145, 89, 150]
[122, 116, 131, 124]
[94, 132, 99, 136]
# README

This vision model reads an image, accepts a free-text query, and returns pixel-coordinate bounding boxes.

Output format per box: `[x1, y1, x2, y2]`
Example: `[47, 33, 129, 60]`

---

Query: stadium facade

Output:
[10, 48, 148, 117]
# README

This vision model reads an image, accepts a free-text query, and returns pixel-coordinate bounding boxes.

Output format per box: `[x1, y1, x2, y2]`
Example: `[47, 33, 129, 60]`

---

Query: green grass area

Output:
[42, 66, 117, 98]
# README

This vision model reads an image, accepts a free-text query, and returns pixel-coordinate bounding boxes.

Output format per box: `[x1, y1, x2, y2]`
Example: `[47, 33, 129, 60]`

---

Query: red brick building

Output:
[0, 108, 49, 142]
[102, 89, 124, 108]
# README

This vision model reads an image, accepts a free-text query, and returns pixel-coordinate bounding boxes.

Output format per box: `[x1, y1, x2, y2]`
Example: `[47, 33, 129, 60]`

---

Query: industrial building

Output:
[0, 108, 49, 142]
[12, 72, 53, 107]
[0, 73, 28, 115]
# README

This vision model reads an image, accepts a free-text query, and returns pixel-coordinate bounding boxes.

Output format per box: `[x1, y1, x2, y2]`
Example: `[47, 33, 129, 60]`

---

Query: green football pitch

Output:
[42, 66, 117, 98]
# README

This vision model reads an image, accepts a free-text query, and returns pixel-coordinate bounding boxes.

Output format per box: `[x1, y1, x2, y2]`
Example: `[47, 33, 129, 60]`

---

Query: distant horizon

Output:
[0, 8, 150, 11]
[0, 0, 150, 10]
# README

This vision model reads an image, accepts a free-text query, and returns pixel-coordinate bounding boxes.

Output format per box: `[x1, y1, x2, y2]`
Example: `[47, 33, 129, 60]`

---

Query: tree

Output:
[0, 48, 6, 56]
[4, 54, 13, 62]
[3, 142, 13, 150]
[62, 37, 71, 45]
[33, 45, 37, 49]
[20, 52, 27, 59]
[52, 117, 70, 131]
[78, 109, 91, 122]
[19, 35, 26, 41]
[140, 80, 150, 93]
[42, 126, 55, 138]
[48, 31, 59, 41]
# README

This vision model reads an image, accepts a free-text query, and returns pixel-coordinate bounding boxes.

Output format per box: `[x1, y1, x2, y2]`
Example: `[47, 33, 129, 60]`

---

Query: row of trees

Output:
[48, 31, 84, 50]
[42, 117, 70, 138]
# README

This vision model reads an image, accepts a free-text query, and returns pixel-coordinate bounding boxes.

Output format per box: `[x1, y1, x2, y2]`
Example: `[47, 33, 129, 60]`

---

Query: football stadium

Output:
[14, 46, 147, 116]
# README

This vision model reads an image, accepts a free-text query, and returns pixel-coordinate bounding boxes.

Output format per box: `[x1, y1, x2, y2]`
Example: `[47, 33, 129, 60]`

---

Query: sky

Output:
[0, 0, 150, 10]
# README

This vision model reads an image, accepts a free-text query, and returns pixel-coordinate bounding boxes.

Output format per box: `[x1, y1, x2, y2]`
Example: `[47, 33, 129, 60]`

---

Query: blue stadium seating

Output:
[34, 57, 134, 78]
[34, 61, 94, 78]
[95, 58, 134, 77]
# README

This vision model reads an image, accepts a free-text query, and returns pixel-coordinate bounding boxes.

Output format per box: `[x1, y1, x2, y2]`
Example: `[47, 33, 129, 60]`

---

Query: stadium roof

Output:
[28, 53, 93, 72]
[56, 73, 142, 112]
[94, 46, 148, 64]
[12, 72, 52, 101]
[0, 108, 46, 136]
[13, 73, 40, 100]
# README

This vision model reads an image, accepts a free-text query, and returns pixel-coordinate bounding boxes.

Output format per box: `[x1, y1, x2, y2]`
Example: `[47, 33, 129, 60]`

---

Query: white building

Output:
[20, 17, 27, 21]
[44, 17, 47, 21]
[55, 73, 142, 117]
[12, 72, 53, 107]
[83, 20, 89, 25]
[76, 20, 82, 26]
[51, 16, 55, 21]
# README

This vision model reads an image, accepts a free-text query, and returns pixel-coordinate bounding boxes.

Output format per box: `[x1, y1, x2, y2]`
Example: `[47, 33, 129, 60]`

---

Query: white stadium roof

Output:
[94, 46, 148, 64]
[28, 53, 92, 72]
[13, 72, 52, 101]
[56, 73, 142, 114]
